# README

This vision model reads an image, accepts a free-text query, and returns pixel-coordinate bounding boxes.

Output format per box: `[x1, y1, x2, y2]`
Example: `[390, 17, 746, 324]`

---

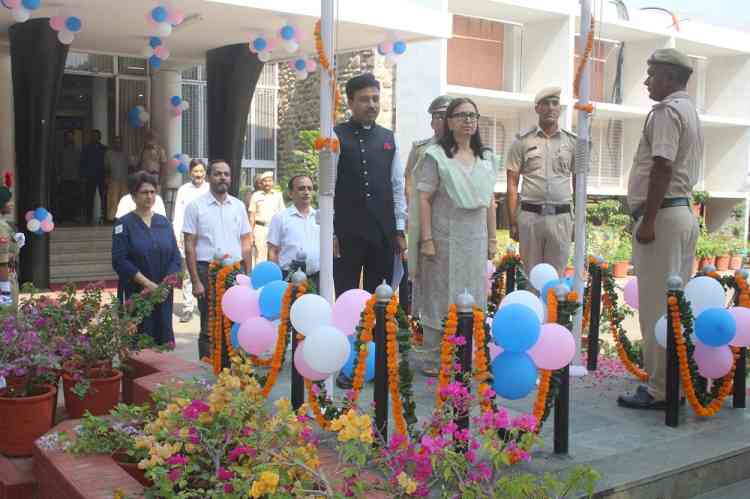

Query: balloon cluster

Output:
[49, 15, 82, 45]
[25, 207, 54, 235]
[143, 37, 170, 70]
[127, 105, 150, 128]
[2, 0, 40, 24]
[490, 263, 576, 400]
[287, 57, 317, 81]
[168, 95, 189, 118]
[377, 39, 407, 66]
[249, 23, 308, 63]
[169, 153, 191, 175]
[145, 3, 184, 38]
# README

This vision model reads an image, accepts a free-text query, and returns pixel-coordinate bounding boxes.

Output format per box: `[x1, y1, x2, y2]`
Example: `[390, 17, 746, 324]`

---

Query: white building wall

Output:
[523, 18, 571, 97]
[704, 55, 750, 120]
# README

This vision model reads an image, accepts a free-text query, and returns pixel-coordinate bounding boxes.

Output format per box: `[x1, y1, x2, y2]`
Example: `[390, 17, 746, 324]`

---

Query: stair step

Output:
[50, 240, 113, 253]
[692, 478, 750, 499]
[50, 251, 112, 265]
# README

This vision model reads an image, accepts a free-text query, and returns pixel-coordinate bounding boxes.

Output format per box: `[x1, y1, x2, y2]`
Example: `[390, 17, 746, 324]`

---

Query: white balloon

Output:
[139, 111, 150, 123]
[302, 325, 350, 374]
[290, 294, 332, 334]
[179, 101, 190, 111]
[257, 51, 271, 62]
[499, 290, 544, 323]
[179, 154, 190, 164]
[282, 39, 299, 53]
[684, 276, 726, 317]
[654, 315, 668, 349]
[26, 219, 41, 232]
[384, 53, 398, 66]
[11, 7, 30, 23]
[142, 46, 155, 58]
[135, 105, 145, 112]
[295, 70, 308, 81]
[58, 30, 75, 45]
[156, 22, 172, 37]
[529, 263, 559, 291]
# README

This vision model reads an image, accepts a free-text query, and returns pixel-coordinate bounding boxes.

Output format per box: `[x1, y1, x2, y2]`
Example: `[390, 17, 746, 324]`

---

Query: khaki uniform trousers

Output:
[518, 209, 573, 279]
[107, 180, 128, 221]
[253, 225, 269, 263]
[633, 205, 698, 400]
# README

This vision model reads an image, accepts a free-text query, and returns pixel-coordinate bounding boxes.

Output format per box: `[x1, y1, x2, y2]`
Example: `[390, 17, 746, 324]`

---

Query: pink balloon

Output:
[237, 316, 276, 356]
[294, 27, 307, 42]
[332, 289, 371, 336]
[728, 306, 750, 347]
[4, 0, 20, 8]
[305, 59, 317, 72]
[624, 277, 639, 309]
[154, 46, 170, 59]
[528, 323, 576, 370]
[235, 274, 251, 287]
[221, 286, 260, 323]
[144, 11, 157, 26]
[265, 37, 278, 51]
[24, 210, 34, 221]
[40, 220, 54, 233]
[171, 107, 182, 117]
[49, 16, 65, 31]
[168, 158, 180, 168]
[381, 42, 393, 54]
[294, 344, 328, 381]
[167, 8, 185, 25]
[694, 343, 734, 379]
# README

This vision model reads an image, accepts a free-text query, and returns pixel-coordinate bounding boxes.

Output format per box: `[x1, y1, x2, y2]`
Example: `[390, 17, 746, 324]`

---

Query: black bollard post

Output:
[553, 285, 569, 455]
[455, 291, 475, 452]
[374, 281, 393, 444]
[290, 270, 307, 411]
[665, 276, 683, 428]
[732, 271, 746, 409]
[587, 260, 602, 371]
[505, 248, 517, 295]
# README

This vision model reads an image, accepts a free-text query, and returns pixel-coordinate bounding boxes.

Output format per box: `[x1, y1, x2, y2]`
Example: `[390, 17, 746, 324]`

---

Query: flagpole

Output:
[571, 0, 592, 377]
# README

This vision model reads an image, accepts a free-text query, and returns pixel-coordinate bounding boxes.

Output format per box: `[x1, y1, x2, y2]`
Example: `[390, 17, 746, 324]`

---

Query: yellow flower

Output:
[175, 398, 191, 407]
[274, 398, 292, 414]
[178, 427, 190, 438]
[249, 471, 280, 498]
[397, 472, 418, 495]
[134, 435, 154, 449]
[198, 412, 213, 424]
[113, 488, 125, 499]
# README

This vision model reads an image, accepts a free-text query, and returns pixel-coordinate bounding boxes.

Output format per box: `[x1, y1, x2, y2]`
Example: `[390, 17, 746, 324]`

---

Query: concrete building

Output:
[0, 0, 449, 287]
[396, 0, 750, 236]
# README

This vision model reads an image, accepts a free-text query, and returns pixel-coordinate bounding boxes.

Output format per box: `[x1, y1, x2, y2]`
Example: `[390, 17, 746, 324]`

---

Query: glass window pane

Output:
[66, 52, 115, 74]
[118, 57, 148, 77]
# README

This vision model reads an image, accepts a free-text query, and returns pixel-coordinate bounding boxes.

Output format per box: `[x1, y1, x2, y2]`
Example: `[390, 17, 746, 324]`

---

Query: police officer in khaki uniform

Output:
[0, 174, 22, 309]
[248, 171, 285, 264]
[404, 95, 453, 205]
[506, 86, 576, 278]
[618, 49, 702, 410]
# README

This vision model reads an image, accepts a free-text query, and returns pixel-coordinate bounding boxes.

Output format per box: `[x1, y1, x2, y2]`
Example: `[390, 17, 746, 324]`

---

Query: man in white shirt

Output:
[172, 160, 209, 322]
[267, 175, 320, 288]
[182, 160, 253, 360]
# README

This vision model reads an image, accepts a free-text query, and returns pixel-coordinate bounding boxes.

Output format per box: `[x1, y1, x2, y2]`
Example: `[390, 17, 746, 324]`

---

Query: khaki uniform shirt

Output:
[627, 90, 703, 208]
[248, 190, 285, 225]
[405, 136, 437, 180]
[506, 125, 576, 204]
[0, 219, 18, 266]
[140, 143, 167, 175]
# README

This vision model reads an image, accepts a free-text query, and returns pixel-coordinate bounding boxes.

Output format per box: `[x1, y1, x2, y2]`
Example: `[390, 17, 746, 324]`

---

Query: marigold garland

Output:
[385, 296, 408, 437]
[435, 304, 458, 409]
[471, 307, 493, 413]
[350, 295, 377, 403]
[211, 262, 241, 375]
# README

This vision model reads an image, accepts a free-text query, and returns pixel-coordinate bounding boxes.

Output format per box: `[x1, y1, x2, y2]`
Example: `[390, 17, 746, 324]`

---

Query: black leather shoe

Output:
[336, 373, 353, 390]
[617, 385, 667, 410]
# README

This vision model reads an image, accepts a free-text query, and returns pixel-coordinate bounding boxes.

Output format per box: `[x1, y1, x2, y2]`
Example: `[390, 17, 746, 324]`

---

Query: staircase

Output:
[49, 225, 117, 284]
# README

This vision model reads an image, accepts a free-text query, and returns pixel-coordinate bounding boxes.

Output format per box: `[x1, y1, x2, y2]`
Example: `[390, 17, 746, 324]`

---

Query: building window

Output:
[687, 55, 707, 113]
[478, 111, 524, 185]
[65, 52, 115, 75]
[181, 66, 208, 161]
[574, 37, 622, 104]
[589, 119, 624, 187]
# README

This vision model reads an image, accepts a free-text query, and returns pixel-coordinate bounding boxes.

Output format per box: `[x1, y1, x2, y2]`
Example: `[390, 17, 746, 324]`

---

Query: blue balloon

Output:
[252, 37, 267, 52]
[259, 280, 288, 320]
[22, 0, 40, 10]
[491, 351, 538, 400]
[65, 16, 82, 33]
[231, 323, 240, 349]
[151, 6, 168, 23]
[251, 261, 283, 289]
[393, 41, 407, 55]
[177, 164, 188, 175]
[149, 36, 162, 49]
[149, 55, 161, 70]
[342, 337, 376, 381]
[695, 308, 736, 347]
[492, 303, 540, 352]
[280, 25, 295, 41]
[294, 59, 306, 71]
[34, 207, 49, 221]
[170, 95, 182, 107]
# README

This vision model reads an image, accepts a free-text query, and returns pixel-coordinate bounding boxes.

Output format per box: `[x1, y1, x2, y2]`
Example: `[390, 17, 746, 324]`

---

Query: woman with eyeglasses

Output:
[408, 97, 498, 376]
[112, 171, 181, 347]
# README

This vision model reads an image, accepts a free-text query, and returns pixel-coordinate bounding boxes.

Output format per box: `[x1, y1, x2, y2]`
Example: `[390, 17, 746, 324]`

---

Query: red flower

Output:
[383, 142, 394, 150]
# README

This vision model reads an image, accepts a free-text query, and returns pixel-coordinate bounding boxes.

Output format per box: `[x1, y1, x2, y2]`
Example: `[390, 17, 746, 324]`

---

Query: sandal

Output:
[420, 365, 440, 377]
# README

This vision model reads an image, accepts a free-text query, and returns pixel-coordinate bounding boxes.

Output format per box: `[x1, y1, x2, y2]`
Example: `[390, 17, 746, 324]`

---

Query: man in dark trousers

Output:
[80, 129, 108, 224]
[333, 73, 406, 388]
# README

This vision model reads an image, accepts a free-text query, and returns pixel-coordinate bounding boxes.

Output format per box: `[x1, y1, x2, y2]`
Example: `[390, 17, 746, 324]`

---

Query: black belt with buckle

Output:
[521, 202, 571, 215]
[255, 221, 267, 227]
[631, 197, 690, 222]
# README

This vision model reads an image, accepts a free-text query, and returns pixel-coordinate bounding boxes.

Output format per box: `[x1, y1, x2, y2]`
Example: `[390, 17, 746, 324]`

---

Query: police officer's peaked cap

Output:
[428, 95, 453, 114]
[648, 48, 693, 73]
[534, 86, 561, 105]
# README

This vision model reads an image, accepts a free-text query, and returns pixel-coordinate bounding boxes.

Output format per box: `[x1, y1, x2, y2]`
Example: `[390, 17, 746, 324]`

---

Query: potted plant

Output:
[695, 230, 717, 271]
[714, 235, 731, 271]
[0, 306, 61, 456]
[611, 234, 632, 278]
[692, 190, 709, 218]
[729, 238, 746, 270]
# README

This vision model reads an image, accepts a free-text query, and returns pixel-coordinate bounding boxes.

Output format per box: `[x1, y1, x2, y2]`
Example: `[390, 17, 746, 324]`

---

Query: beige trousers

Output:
[107, 180, 128, 221]
[253, 225, 269, 263]
[632, 205, 698, 400]
[518, 209, 573, 279]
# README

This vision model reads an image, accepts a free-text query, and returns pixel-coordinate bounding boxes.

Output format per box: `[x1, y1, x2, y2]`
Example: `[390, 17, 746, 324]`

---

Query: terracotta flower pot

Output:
[715, 255, 730, 272]
[62, 368, 123, 418]
[112, 451, 153, 486]
[699, 257, 715, 271]
[612, 261, 629, 278]
[0, 384, 57, 456]
[730, 255, 743, 270]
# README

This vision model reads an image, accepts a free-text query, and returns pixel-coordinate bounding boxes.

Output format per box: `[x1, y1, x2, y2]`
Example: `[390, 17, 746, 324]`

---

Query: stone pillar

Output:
[151, 68, 182, 217]
[92, 77, 109, 144]
[10, 18, 70, 288]
[0, 47, 15, 222]
[206, 44, 264, 195]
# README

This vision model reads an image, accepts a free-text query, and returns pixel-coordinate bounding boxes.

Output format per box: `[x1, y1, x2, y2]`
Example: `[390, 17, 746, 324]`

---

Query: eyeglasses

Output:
[431, 112, 447, 120]
[450, 112, 480, 121]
